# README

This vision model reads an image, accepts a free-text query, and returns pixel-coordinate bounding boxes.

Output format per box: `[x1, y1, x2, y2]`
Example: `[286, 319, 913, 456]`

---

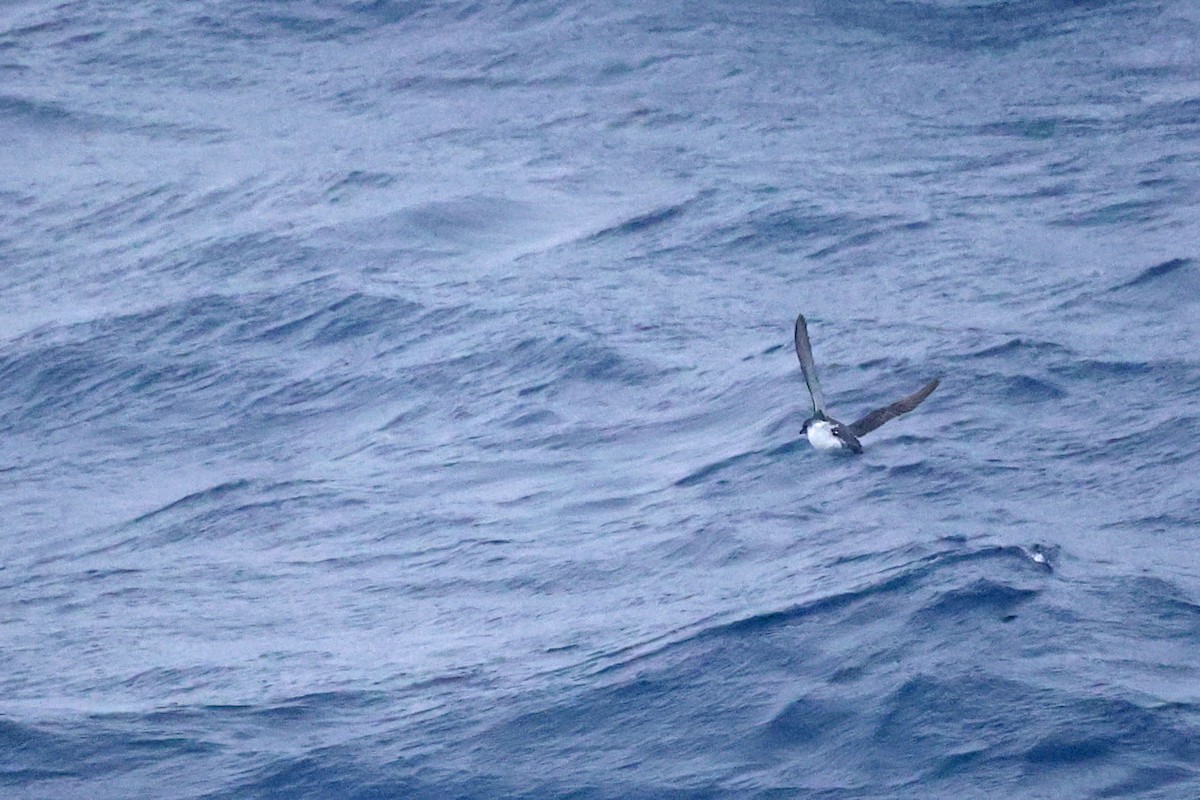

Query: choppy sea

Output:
[3, 1, 1200, 797]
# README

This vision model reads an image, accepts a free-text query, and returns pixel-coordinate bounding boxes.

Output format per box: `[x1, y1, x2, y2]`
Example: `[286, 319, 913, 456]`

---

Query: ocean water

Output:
[3, 0, 1200, 797]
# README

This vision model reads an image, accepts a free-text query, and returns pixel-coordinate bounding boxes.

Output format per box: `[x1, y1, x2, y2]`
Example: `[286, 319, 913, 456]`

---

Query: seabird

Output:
[794, 313, 940, 454]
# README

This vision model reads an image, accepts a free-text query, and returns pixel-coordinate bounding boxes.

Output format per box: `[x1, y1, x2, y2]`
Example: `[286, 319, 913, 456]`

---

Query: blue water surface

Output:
[3, 1, 1200, 798]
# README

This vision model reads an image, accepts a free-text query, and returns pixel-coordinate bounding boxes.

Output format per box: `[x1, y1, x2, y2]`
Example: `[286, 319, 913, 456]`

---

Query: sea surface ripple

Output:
[3, 1, 1200, 798]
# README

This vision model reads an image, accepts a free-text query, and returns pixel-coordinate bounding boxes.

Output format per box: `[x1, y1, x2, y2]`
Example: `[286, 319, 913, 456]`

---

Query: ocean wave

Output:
[5, 0, 1200, 797]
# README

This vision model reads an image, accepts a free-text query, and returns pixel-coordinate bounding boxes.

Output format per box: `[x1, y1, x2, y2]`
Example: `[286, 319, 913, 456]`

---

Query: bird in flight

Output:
[794, 313, 940, 454]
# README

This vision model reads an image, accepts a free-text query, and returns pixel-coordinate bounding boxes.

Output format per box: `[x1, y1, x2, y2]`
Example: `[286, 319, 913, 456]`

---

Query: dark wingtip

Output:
[918, 377, 941, 396]
[918, 378, 941, 403]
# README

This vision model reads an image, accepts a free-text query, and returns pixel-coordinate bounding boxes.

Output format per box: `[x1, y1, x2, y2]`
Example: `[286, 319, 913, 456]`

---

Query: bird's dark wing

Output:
[793, 314, 827, 417]
[847, 378, 940, 438]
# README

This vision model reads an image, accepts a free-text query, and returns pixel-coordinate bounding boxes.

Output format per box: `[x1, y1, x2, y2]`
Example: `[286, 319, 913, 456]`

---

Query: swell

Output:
[457, 546, 1200, 798]
[0, 690, 387, 800]
[0, 286, 434, 437]
[579, 541, 1049, 678]
[818, 0, 1134, 51]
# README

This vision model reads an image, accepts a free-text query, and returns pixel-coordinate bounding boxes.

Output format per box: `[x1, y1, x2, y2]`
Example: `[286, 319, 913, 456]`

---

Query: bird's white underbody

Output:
[805, 420, 845, 451]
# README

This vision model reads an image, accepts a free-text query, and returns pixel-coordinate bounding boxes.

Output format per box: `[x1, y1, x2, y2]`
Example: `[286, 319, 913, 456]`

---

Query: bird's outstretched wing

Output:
[847, 378, 940, 438]
[793, 314, 827, 417]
